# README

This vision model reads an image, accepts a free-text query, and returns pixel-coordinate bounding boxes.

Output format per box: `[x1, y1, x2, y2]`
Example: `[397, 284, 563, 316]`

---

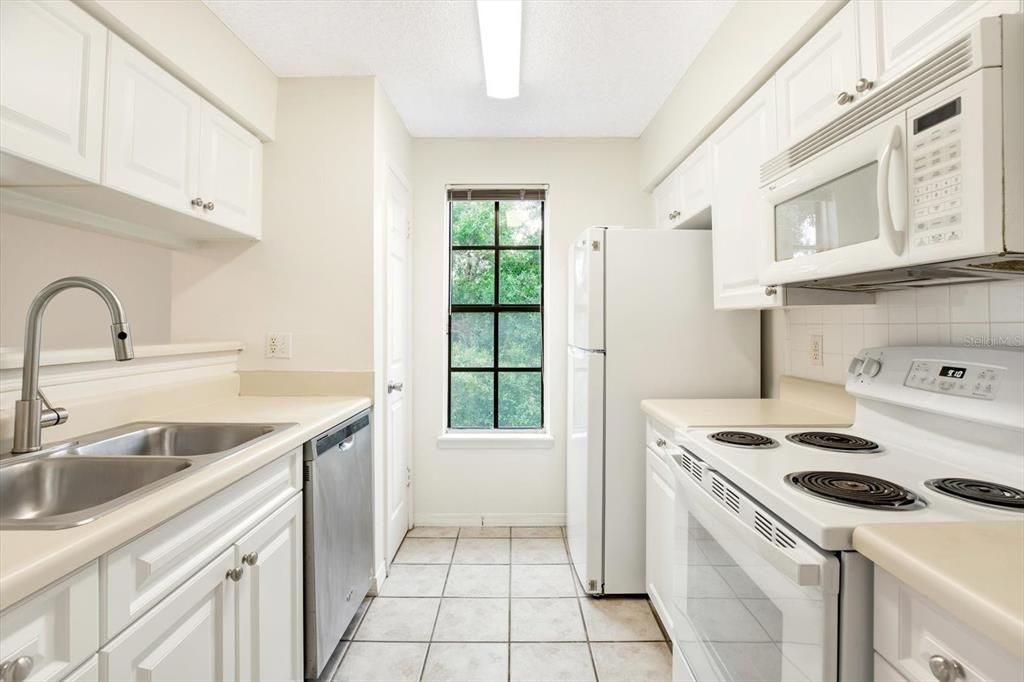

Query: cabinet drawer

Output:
[102, 450, 301, 639]
[0, 562, 99, 681]
[874, 567, 1022, 681]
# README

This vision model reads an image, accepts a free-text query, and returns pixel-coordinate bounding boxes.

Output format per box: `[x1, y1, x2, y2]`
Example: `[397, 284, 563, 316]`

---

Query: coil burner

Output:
[786, 471, 925, 510]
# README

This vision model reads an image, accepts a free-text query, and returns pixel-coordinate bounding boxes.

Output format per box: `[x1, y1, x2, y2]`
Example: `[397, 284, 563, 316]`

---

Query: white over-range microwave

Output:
[760, 15, 1023, 291]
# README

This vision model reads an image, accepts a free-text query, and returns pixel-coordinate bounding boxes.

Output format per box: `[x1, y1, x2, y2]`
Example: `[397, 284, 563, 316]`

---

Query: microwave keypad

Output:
[911, 121, 963, 248]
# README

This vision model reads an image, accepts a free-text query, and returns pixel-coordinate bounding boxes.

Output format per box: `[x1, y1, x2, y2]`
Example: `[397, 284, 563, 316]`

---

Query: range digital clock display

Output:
[939, 365, 967, 379]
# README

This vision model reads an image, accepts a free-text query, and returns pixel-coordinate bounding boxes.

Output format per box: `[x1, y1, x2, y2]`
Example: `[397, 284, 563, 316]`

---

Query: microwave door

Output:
[672, 457, 840, 682]
[761, 112, 911, 286]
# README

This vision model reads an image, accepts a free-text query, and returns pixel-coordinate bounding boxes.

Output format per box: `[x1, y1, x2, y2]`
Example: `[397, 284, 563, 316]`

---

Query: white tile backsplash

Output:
[782, 281, 1024, 385]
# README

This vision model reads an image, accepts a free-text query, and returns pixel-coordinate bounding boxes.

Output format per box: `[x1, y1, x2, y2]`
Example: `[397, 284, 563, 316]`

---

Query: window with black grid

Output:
[447, 189, 545, 430]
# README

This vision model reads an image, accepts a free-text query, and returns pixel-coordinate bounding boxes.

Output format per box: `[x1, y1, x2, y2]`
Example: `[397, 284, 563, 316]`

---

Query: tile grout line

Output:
[418, 527, 459, 682]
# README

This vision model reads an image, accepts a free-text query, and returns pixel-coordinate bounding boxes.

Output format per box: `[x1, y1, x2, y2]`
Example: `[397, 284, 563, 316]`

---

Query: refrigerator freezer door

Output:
[565, 346, 605, 594]
[569, 228, 605, 351]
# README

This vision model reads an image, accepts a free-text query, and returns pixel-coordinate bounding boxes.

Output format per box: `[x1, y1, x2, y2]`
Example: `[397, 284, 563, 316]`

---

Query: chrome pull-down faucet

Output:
[11, 277, 134, 454]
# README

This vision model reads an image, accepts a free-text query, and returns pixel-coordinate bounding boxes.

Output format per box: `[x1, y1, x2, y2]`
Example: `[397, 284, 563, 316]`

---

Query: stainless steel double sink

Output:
[0, 422, 293, 530]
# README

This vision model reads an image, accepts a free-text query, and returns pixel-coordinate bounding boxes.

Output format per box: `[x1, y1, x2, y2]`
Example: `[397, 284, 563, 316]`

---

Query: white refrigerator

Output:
[566, 226, 760, 595]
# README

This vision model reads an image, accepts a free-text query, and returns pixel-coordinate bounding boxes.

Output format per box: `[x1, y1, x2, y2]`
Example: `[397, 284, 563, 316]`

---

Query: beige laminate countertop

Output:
[853, 521, 1024, 657]
[640, 398, 852, 434]
[0, 394, 371, 611]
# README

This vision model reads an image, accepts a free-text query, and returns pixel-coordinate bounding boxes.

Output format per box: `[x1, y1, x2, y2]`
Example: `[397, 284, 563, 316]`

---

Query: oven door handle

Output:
[678, 468, 825, 589]
[877, 125, 907, 256]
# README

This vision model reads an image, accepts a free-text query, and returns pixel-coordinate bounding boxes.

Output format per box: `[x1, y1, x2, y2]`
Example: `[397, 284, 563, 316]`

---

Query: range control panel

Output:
[904, 360, 1002, 399]
[910, 97, 964, 249]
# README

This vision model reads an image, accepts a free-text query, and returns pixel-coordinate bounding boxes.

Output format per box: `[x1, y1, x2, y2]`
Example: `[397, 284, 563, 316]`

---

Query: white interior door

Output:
[385, 167, 412, 563]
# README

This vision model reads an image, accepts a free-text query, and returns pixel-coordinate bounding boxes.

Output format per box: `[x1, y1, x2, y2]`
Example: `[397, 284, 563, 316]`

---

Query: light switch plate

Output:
[265, 333, 292, 359]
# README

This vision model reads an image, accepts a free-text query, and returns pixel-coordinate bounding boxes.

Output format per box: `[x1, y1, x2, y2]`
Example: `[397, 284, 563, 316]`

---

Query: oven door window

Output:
[672, 479, 838, 682]
[774, 162, 879, 261]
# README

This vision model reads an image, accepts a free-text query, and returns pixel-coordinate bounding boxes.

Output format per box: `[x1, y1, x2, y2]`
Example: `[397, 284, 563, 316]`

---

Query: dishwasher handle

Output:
[338, 435, 355, 452]
[309, 410, 371, 459]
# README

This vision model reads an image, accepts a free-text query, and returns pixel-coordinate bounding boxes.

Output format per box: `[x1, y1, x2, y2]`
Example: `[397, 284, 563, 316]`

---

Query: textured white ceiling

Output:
[203, 0, 735, 137]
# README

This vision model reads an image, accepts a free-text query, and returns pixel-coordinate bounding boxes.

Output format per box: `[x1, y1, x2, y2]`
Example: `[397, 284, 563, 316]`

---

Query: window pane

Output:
[452, 201, 494, 246]
[451, 251, 495, 304]
[498, 250, 541, 304]
[450, 372, 494, 428]
[451, 313, 493, 368]
[499, 200, 542, 246]
[498, 372, 542, 428]
[498, 312, 541, 367]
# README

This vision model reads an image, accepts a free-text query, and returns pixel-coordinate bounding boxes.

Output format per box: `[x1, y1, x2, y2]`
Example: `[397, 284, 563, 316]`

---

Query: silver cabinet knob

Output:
[764, 286, 778, 297]
[226, 566, 244, 581]
[928, 655, 964, 682]
[837, 91, 854, 105]
[668, 210, 681, 220]
[203, 201, 215, 211]
[0, 656, 33, 682]
[242, 551, 259, 566]
[655, 438, 667, 448]
[387, 381, 404, 393]
[855, 77, 874, 93]
[191, 197, 205, 208]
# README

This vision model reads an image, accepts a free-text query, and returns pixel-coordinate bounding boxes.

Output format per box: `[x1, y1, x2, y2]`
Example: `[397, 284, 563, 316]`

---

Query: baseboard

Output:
[413, 512, 566, 527]
[369, 559, 388, 596]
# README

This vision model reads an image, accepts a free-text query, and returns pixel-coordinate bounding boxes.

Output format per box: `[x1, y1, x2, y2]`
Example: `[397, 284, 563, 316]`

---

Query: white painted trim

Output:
[436, 432, 555, 450]
[369, 559, 388, 597]
[0, 341, 243, 370]
[413, 512, 566, 527]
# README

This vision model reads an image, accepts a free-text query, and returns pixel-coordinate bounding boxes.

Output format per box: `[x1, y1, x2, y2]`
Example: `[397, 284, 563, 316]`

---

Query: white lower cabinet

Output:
[0, 563, 99, 682]
[101, 548, 236, 682]
[874, 567, 1023, 681]
[644, 443, 675, 633]
[236, 495, 303, 682]
[63, 655, 98, 682]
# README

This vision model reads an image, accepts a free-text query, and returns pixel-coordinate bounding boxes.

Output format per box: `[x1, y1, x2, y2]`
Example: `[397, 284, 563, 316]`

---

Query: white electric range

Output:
[666, 346, 1023, 682]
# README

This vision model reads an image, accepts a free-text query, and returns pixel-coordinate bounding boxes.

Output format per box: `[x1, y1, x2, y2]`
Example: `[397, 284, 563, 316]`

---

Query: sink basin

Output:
[67, 422, 277, 458]
[0, 457, 191, 529]
[0, 421, 294, 529]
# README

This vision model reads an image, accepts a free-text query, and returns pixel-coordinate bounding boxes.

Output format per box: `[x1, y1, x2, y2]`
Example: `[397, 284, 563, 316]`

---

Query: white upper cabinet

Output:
[859, 0, 1022, 90]
[0, 0, 107, 183]
[198, 101, 263, 238]
[710, 82, 781, 310]
[653, 142, 712, 229]
[653, 164, 682, 229]
[775, 2, 862, 149]
[103, 34, 201, 215]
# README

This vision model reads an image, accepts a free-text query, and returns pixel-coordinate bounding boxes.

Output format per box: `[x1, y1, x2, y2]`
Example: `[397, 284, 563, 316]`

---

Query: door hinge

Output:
[406, 465, 412, 488]
[591, 240, 601, 252]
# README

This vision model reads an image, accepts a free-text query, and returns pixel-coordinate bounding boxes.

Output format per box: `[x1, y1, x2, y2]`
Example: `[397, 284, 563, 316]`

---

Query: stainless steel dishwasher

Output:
[303, 409, 372, 680]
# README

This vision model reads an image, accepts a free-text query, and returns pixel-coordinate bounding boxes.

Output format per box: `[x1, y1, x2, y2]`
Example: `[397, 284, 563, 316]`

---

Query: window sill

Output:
[436, 432, 555, 450]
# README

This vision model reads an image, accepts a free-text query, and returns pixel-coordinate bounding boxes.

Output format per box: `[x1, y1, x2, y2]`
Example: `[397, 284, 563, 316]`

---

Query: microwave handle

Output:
[877, 126, 907, 256]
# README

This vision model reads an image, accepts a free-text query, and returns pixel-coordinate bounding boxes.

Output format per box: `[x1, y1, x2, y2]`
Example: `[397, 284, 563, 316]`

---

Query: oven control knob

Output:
[848, 356, 865, 375]
[862, 358, 882, 377]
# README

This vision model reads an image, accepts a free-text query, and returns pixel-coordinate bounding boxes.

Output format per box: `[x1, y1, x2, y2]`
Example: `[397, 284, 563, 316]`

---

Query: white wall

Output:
[0, 213, 172, 349]
[763, 281, 1024, 393]
[639, 0, 844, 187]
[410, 138, 650, 525]
[170, 77, 376, 371]
[76, 0, 279, 140]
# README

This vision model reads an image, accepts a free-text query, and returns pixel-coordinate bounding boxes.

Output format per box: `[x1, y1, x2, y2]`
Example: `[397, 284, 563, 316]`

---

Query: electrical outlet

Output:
[809, 334, 823, 366]
[265, 333, 292, 359]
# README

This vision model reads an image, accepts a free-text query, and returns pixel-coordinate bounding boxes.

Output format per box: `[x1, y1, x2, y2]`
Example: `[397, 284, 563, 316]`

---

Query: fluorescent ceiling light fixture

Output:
[476, 0, 522, 99]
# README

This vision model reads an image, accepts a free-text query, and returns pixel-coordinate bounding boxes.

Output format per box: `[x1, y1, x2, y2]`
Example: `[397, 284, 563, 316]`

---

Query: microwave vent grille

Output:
[761, 34, 975, 185]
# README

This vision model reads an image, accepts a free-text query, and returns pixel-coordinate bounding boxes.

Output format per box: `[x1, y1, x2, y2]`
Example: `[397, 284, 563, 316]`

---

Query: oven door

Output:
[761, 112, 910, 286]
[670, 449, 840, 682]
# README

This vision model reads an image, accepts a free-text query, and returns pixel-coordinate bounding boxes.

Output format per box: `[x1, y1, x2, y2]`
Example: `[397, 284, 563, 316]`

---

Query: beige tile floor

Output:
[335, 526, 671, 682]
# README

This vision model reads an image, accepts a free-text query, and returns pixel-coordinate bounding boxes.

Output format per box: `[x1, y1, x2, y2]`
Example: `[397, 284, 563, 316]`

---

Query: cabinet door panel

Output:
[103, 35, 200, 213]
[101, 549, 235, 682]
[63, 655, 98, 682]
[710, 82, 781, 309]
[0, 563, 98, 682]
[0, 0, 107, 182]
[645, 449, 675, 632]
[775, 2, 861, 149]
[677, 143, 712, 225]
[859, 0, 1022, 90]
[236, 495, 303, 682]
[653, 166, 682, 230]
[198, 101, 262, 237]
